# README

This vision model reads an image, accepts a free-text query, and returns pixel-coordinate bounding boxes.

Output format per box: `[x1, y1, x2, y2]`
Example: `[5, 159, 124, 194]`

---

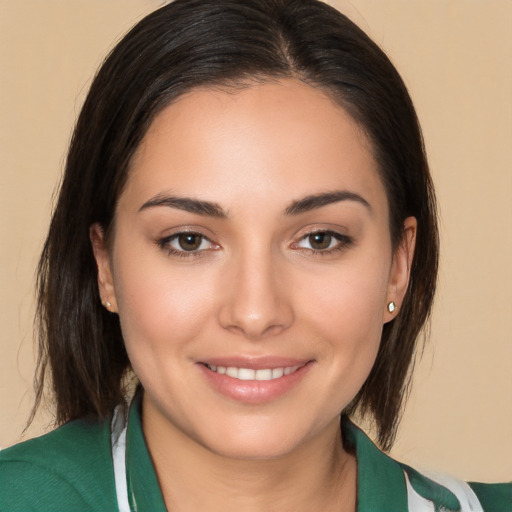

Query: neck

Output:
[142, 400, 357, 512]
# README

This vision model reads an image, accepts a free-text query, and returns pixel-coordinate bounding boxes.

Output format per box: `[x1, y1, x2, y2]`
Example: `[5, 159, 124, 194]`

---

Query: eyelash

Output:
[292, 230, 353, 256]
[157, 230, 353, 259]
[157, 231, 218, 259]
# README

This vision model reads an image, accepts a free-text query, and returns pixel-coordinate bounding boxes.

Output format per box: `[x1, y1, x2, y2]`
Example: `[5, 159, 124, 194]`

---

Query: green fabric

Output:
[469, 481, 512, 511]
[343, 418, 409, 512]
[400, 464, 461, 511]
[1, 400, 510, 511]
[0, 417, 117, 511]
[125, 396, 167, 511]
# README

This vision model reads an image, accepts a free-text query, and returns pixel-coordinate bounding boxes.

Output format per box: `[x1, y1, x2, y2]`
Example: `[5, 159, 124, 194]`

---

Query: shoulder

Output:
[402, 464, 511, 512]
[468, 481, 512, 512]
[0, 417, 118, 512]
[343, 418, 511, 512]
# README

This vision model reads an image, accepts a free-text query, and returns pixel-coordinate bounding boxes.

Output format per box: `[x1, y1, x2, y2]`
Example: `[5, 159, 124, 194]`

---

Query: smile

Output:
[199, 360, 313, 403]
[205, 364, 305, 381]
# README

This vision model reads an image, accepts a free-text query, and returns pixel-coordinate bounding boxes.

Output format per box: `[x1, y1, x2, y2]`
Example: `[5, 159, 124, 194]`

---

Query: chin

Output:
[193, 414, 336, 462]
[202, 434, 301, 461]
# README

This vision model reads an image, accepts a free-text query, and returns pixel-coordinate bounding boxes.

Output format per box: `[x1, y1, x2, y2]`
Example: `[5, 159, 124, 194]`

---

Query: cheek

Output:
[305, 257, 389, 338]
[299, 254, 390, 390]
[112, 252, 218, 362]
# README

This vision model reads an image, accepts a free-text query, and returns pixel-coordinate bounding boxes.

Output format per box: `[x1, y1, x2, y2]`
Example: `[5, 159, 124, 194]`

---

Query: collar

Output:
[125, 393, 167, 511]
[343, 418, 462, 511]
[122, 394, 461, 512]
[342, 418, 409, 511]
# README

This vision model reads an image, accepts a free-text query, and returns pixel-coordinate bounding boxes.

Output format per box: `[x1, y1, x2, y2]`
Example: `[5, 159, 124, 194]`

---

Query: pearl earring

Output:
[103, 300, 112, 309]
[387, 301, 396, 313]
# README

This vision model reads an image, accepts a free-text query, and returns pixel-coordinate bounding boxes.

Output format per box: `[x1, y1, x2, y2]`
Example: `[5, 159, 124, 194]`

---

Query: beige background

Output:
[1, 0, 510, 483]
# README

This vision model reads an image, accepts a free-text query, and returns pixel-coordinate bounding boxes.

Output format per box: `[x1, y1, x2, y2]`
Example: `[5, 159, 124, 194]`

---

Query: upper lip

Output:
[199, 357, 313, 370]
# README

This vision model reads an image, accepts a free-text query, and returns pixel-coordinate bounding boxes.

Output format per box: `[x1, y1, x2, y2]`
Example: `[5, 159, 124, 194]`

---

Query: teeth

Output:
[238, 368, 255, 380]
[226, 367, 238, 378]
[207, 364, 302, 380]
[256, 369, 273, 381]
[272, 368, 284, 379]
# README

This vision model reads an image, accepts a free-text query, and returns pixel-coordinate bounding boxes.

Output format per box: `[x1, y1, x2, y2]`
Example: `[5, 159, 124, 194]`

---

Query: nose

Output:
[218, 249, 294, 340]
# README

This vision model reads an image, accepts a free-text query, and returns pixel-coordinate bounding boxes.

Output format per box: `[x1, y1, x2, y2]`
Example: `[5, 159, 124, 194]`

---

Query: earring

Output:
[103, 300, 112, 309]
[387, 301, 397, 313]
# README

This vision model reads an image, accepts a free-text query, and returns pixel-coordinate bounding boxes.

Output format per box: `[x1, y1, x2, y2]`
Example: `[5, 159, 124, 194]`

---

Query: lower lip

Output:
[198, 362, 313, 404]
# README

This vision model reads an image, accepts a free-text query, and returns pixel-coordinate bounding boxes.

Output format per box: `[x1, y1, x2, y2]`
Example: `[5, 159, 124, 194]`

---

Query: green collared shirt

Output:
[1, 395, 509, 511]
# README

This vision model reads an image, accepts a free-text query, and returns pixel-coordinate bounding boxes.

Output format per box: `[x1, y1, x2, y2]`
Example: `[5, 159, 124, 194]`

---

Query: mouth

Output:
[198, 359, 313, 404]
[204, 363, 307, 381]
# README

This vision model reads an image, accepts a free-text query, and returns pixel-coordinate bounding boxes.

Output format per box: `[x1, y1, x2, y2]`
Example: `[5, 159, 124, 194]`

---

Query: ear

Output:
[90, 223, 118, 313]
[384, 216, 417, 323]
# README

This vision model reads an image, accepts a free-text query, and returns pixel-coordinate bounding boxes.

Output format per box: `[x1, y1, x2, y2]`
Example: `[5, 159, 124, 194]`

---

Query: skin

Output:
[91, 79, 416, 512]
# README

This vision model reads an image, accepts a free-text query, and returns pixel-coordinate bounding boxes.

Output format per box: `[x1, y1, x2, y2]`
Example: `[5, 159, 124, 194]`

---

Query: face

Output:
[92, 79, 415, 460]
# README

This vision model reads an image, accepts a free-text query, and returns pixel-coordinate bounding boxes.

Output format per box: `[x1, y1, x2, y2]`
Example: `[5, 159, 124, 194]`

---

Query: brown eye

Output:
[177, 233, 203, 251]
[308, 232, 332, 250]
[294, 230, 353, 255]
[158, 231, 219, 257]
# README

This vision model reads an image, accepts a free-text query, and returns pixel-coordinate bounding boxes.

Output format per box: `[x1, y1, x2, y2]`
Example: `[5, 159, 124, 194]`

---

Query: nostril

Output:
[217, 264, 294, 337]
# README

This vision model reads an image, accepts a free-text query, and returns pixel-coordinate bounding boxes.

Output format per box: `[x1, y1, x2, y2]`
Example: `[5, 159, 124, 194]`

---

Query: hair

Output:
[33, 0, 438, 451]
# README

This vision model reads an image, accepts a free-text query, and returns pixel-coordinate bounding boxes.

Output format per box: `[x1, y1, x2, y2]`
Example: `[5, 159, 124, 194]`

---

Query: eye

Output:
[303, 232, 335, 251]
[158, 231, 218, 257]
[294, 230, 352, 254]
[173, 233, 208, 251]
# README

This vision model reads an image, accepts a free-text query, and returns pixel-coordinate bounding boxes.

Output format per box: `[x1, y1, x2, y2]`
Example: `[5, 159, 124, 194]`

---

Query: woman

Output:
[0, 0, 509, 510]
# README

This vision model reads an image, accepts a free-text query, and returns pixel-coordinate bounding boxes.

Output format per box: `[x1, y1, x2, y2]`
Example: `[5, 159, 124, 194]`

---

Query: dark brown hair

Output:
[33, 0, 438, 450]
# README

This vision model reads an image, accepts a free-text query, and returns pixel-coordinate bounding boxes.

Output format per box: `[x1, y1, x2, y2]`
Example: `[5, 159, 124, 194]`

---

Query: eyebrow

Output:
[139, 194, 228, 218]
[139, 189, 371, 218]
[284, 190, 372, 215]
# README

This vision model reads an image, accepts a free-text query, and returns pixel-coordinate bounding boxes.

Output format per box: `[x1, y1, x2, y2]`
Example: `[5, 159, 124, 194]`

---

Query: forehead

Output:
[122, 79, 386, 214]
